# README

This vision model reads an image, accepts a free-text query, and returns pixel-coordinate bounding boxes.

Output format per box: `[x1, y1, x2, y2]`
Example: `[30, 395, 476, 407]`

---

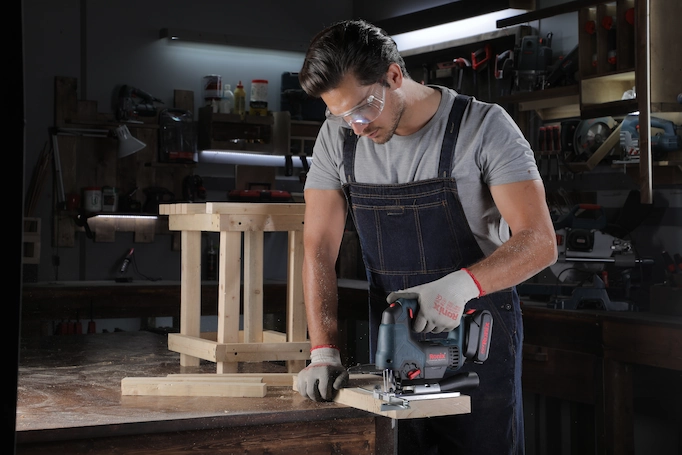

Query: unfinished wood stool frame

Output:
[160, 202, 310, 374]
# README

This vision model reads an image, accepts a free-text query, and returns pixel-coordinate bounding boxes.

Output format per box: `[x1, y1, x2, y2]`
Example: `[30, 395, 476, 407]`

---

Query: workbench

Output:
[20, 282, 682, 454]
[15, 330, 385, 454]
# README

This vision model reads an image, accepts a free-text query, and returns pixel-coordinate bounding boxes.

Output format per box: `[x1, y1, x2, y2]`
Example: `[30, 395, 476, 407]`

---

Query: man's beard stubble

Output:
[372, 94, 404, 145]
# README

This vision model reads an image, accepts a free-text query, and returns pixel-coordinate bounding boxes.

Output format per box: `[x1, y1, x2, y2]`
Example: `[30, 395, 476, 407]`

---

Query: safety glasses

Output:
[325, 84, 386, 128]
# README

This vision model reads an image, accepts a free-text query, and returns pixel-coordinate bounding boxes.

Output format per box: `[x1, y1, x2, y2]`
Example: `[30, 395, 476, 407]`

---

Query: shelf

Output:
[496, 0, 606, 27]
[580, 70, 637, 118]
[580, 98, 638, 119]
[198, 106, 290, 154]
[499, 85, 580, 120]
[54, 212, 170, 247]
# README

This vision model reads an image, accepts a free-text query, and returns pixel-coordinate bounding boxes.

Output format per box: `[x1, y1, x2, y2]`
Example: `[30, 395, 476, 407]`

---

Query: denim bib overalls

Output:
[341, 95, 525, 454]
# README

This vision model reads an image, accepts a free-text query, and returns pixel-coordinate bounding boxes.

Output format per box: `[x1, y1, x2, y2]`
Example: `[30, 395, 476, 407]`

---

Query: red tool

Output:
[437, 57, 470, 92]
[472, 44, 492, 99]
[674, 253, 682, 273]
[662, 250, 677, 274]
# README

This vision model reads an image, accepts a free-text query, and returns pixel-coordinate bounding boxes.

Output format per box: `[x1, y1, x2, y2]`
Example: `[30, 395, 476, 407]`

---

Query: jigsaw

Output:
[349, 298, 492, 410]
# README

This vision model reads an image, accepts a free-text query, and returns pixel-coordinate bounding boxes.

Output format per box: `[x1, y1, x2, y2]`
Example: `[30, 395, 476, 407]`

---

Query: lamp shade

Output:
[115, 125, 146, 158]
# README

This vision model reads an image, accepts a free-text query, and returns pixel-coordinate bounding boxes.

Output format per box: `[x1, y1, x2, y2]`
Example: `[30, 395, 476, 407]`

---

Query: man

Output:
[296, 19, 557, 454]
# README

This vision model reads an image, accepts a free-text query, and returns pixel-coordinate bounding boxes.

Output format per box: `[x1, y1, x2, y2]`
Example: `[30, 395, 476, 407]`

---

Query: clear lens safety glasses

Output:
[325, 84, 386, 128]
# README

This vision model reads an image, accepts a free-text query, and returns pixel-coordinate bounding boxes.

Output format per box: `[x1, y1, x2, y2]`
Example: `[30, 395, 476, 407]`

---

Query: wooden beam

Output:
[169, 213, 305, 232]
[179, 230, 202, 367]
[167, 373, 297, 387]
[168, 334, 310, 363]
[121, 377, 267, 397]
[287, 229, 307, 373]
[244, 230, 264, 344]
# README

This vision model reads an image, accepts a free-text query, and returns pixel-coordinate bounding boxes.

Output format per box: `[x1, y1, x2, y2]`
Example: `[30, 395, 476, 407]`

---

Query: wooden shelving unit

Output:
[52, 76, 195, 247]
[500, 0, 682, 202]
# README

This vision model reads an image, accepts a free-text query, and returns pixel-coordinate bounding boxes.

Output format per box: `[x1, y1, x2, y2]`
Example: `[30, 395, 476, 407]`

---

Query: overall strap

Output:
[342, 128, 359, 183]
[437, 94, 472, 178]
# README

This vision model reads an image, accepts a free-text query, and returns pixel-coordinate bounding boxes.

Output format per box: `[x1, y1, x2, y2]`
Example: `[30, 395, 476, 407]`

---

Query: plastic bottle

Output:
[234, 81, 246, 116]
[219, 84, 235, 114]
[249, 79, 268, 116]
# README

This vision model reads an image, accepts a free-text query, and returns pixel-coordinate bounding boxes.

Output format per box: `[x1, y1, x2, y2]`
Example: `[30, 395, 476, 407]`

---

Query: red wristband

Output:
[310, 344, 339, 352]
[462, 268, 486, 297]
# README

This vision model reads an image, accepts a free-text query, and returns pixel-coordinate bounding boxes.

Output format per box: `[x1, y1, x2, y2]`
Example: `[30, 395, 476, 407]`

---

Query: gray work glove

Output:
[297, 347, 349, 402]
[386, 269, 482, 333]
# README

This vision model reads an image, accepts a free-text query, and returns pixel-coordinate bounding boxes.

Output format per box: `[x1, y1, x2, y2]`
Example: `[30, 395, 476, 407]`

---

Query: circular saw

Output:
[572, 117, 617, 161]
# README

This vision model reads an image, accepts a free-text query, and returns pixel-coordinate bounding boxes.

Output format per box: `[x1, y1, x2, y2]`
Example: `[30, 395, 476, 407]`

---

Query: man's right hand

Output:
[297, 346, 349, 402]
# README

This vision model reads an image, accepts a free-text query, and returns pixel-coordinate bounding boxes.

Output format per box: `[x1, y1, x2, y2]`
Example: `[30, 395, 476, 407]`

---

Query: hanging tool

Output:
[74, 208, 97, 240]
[471, 44, 492, 99]
[116, 248, 135, 283]
[514, 33, 553, 91]
[348, 298, 492, 409]
[114, 84, 164, 122]
[494, 50, 514, 96]
[546, 45, 579, 88]
[452, 57, 471, 92]
[435, 58, 470, 92]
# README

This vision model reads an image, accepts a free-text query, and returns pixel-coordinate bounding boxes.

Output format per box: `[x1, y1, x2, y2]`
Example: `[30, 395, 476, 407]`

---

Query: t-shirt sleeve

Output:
[475, 104, 540, 187]
[304, 121, 345, 191]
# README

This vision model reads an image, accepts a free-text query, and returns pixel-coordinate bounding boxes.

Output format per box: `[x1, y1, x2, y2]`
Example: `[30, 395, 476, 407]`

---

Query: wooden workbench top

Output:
[16, 331, 370, 446]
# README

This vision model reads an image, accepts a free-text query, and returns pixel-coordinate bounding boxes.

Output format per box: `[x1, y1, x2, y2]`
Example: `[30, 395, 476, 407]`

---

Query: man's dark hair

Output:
[299, 19, 410, 98]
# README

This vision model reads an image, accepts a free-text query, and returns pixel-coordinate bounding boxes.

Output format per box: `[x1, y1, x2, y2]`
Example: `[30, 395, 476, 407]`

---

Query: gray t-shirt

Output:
[304, 86, 541, 257]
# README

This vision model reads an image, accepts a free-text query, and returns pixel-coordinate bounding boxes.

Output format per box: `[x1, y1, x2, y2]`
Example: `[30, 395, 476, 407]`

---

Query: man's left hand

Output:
[386, 269, 482, 333]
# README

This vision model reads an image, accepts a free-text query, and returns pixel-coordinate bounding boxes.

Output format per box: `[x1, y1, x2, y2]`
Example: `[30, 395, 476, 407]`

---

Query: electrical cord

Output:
[130, 254, 162, 282]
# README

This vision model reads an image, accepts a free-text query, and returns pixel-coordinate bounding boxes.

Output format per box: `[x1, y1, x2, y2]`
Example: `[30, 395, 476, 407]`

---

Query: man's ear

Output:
[386, 63, 403, 89]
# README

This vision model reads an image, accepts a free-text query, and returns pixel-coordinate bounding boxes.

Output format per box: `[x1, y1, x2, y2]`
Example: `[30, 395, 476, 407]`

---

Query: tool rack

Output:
[159, 202, 309, 374]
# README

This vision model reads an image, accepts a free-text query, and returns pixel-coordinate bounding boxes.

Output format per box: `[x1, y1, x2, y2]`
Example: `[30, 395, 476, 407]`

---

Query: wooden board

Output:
[121, 376, 267, 398]
[293, 374, 471, 420]
[167, 373, 297, 387]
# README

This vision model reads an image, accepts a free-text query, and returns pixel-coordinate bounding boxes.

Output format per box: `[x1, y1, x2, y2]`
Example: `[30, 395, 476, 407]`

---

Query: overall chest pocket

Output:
[352, 199, 464, 275]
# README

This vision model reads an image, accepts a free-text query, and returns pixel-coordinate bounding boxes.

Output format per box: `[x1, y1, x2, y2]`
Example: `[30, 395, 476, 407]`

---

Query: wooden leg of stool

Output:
[287, 230, 307, 373]
[217, 230, 241, 374]
[244, 231, 264, 344]
[180, 230, 202, 367]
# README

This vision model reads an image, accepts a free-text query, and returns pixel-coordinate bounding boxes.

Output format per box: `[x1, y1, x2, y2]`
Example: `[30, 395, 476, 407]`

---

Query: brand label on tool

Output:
[426, 350, 448, 366]
[480, 321, 491, 356]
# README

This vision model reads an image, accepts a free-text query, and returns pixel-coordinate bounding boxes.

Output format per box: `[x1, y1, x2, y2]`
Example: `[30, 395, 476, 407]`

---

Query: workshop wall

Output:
[22, 0, 353, 282]
[22, 0, 681, 298]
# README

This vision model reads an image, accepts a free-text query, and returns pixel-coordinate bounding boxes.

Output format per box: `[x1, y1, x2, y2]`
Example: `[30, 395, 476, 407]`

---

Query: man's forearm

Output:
[468, 227, 557, 295]
[302, 255, 341, 347]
